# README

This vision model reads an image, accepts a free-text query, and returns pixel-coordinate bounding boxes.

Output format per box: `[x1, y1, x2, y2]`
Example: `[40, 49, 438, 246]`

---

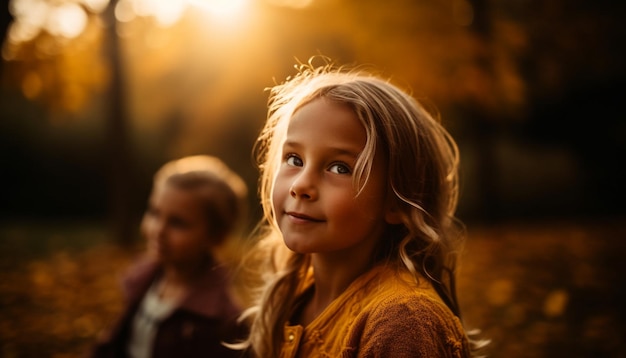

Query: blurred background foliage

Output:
[1, 0, 624, 233]
[0, 0, 625, 356]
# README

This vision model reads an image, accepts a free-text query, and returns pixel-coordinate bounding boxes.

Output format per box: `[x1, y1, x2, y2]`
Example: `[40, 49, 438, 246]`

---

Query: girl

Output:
[92, 155, 248, 358]
[239, 61, 478, 357]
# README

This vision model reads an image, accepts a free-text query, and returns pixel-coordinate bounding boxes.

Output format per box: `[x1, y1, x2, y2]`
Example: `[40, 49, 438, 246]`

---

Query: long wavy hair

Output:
[238, 59, 476, 357]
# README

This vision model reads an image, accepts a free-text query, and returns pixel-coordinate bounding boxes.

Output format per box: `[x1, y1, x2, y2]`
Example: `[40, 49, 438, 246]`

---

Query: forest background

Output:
[0, 0, 625, 356]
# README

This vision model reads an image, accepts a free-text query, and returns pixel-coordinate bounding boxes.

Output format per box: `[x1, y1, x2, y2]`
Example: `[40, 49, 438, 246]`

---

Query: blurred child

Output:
[91, 155, 248, 358]
[238, 60, 484, 357]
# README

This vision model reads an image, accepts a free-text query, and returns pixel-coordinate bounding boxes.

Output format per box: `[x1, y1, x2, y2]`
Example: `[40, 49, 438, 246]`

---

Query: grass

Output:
[1, 218, 625, 357]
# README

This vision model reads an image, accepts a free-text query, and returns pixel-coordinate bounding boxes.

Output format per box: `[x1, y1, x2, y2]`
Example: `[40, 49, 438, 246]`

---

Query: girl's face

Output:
[142, 184, 211, 267]
[272, 97, 394, 259]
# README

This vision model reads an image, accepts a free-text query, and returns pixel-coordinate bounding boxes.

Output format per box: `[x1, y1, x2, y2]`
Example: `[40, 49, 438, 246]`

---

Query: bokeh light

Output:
[46, 2, 88, 38]
[7, 0, 49, 44]
[82, 0, 109, 13]
[266, 0, 313, 9]
[188, 0, 248, 17]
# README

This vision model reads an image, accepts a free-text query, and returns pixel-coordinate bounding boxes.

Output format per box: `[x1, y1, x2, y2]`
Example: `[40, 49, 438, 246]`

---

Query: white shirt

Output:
[127, 280, 177, 358]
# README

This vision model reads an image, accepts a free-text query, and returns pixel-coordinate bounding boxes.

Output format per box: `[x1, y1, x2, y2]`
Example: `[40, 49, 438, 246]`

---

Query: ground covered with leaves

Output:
[1, 218, 625, 357]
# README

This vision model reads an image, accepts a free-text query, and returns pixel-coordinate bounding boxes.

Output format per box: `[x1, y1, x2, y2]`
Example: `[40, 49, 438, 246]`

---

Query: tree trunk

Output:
[103, 0, 137, 245]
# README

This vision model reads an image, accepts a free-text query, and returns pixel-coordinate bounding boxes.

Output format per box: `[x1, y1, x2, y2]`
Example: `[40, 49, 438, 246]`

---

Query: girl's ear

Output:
[385, 208, 403, 225]
[384, 196, 403, 225]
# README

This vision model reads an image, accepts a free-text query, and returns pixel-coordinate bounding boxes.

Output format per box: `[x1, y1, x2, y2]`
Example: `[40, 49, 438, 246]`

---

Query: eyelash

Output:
[329, 163, 351, 174]
[284, 153, 352, 174]
[285, 153, 302, 167]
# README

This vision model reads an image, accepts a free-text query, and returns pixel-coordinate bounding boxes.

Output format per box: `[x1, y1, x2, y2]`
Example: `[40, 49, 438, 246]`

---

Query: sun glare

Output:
[187, 0, 247, 17]
[267, 0, 313, 9]
[149, 0, 187, 27]
[46, 2, 88, 39]
[81, 0, 109, 14]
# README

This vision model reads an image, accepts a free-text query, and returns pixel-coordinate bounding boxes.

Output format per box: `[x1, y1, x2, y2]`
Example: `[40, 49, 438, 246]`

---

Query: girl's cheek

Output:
[272, 176, 283, 203]
[142, 217, 159, 240]
[140, 217, 151, 239]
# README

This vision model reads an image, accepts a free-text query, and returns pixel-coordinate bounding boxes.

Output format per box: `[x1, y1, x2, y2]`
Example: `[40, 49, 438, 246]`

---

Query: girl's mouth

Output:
[286, 211, 324, 222]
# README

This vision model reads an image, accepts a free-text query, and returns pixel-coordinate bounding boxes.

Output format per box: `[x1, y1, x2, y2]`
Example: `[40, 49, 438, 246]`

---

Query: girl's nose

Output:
[289, 171, 318, 200]
[154, 221, 165, 236]
[146, 216, 166, 238]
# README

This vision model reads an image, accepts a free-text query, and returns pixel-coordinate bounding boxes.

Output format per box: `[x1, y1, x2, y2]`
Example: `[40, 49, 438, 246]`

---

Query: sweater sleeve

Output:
[346, 293, 469, 358]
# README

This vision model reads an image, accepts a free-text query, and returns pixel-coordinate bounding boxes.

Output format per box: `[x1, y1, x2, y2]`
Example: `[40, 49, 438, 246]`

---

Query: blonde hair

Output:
[240, 60, 469, 357]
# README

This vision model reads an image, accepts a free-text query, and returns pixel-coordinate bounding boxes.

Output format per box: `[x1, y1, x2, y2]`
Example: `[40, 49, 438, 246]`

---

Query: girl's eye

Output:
[329, 163, 351, 175]
[286, 154, 303, 167]
[169, 217, 189, 229]
[145, 206, 158, 217]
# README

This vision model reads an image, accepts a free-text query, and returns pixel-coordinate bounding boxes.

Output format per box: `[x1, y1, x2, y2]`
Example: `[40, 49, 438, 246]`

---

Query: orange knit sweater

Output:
[280, 265, 470, 358]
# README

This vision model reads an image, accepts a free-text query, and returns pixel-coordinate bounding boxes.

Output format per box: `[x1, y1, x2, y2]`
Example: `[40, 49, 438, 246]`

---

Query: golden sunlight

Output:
[266, 0, 313, 9]
[81, 0, 109, 13]
[146, 0, 187, 27]
[115, 0, 190, 27]
[7, 0, 91, 43]
[187, 0, 248, 17]
[7, 0, 49, 43]
[46, 2, 88, 38]
[115, 0, 249, 28]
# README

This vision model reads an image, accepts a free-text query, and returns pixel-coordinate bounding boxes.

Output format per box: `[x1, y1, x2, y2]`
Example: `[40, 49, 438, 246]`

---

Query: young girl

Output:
[239, 61, 477, 357]
[92, 155, 248, 358]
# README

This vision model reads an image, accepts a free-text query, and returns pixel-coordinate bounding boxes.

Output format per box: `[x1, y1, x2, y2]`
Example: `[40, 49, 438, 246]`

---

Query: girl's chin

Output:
[283, 239, 313, 254]
[146, 250, 166, 262]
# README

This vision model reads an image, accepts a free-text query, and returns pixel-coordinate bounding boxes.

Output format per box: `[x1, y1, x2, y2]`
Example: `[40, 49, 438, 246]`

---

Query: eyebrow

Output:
[282, 140, 362, 159]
